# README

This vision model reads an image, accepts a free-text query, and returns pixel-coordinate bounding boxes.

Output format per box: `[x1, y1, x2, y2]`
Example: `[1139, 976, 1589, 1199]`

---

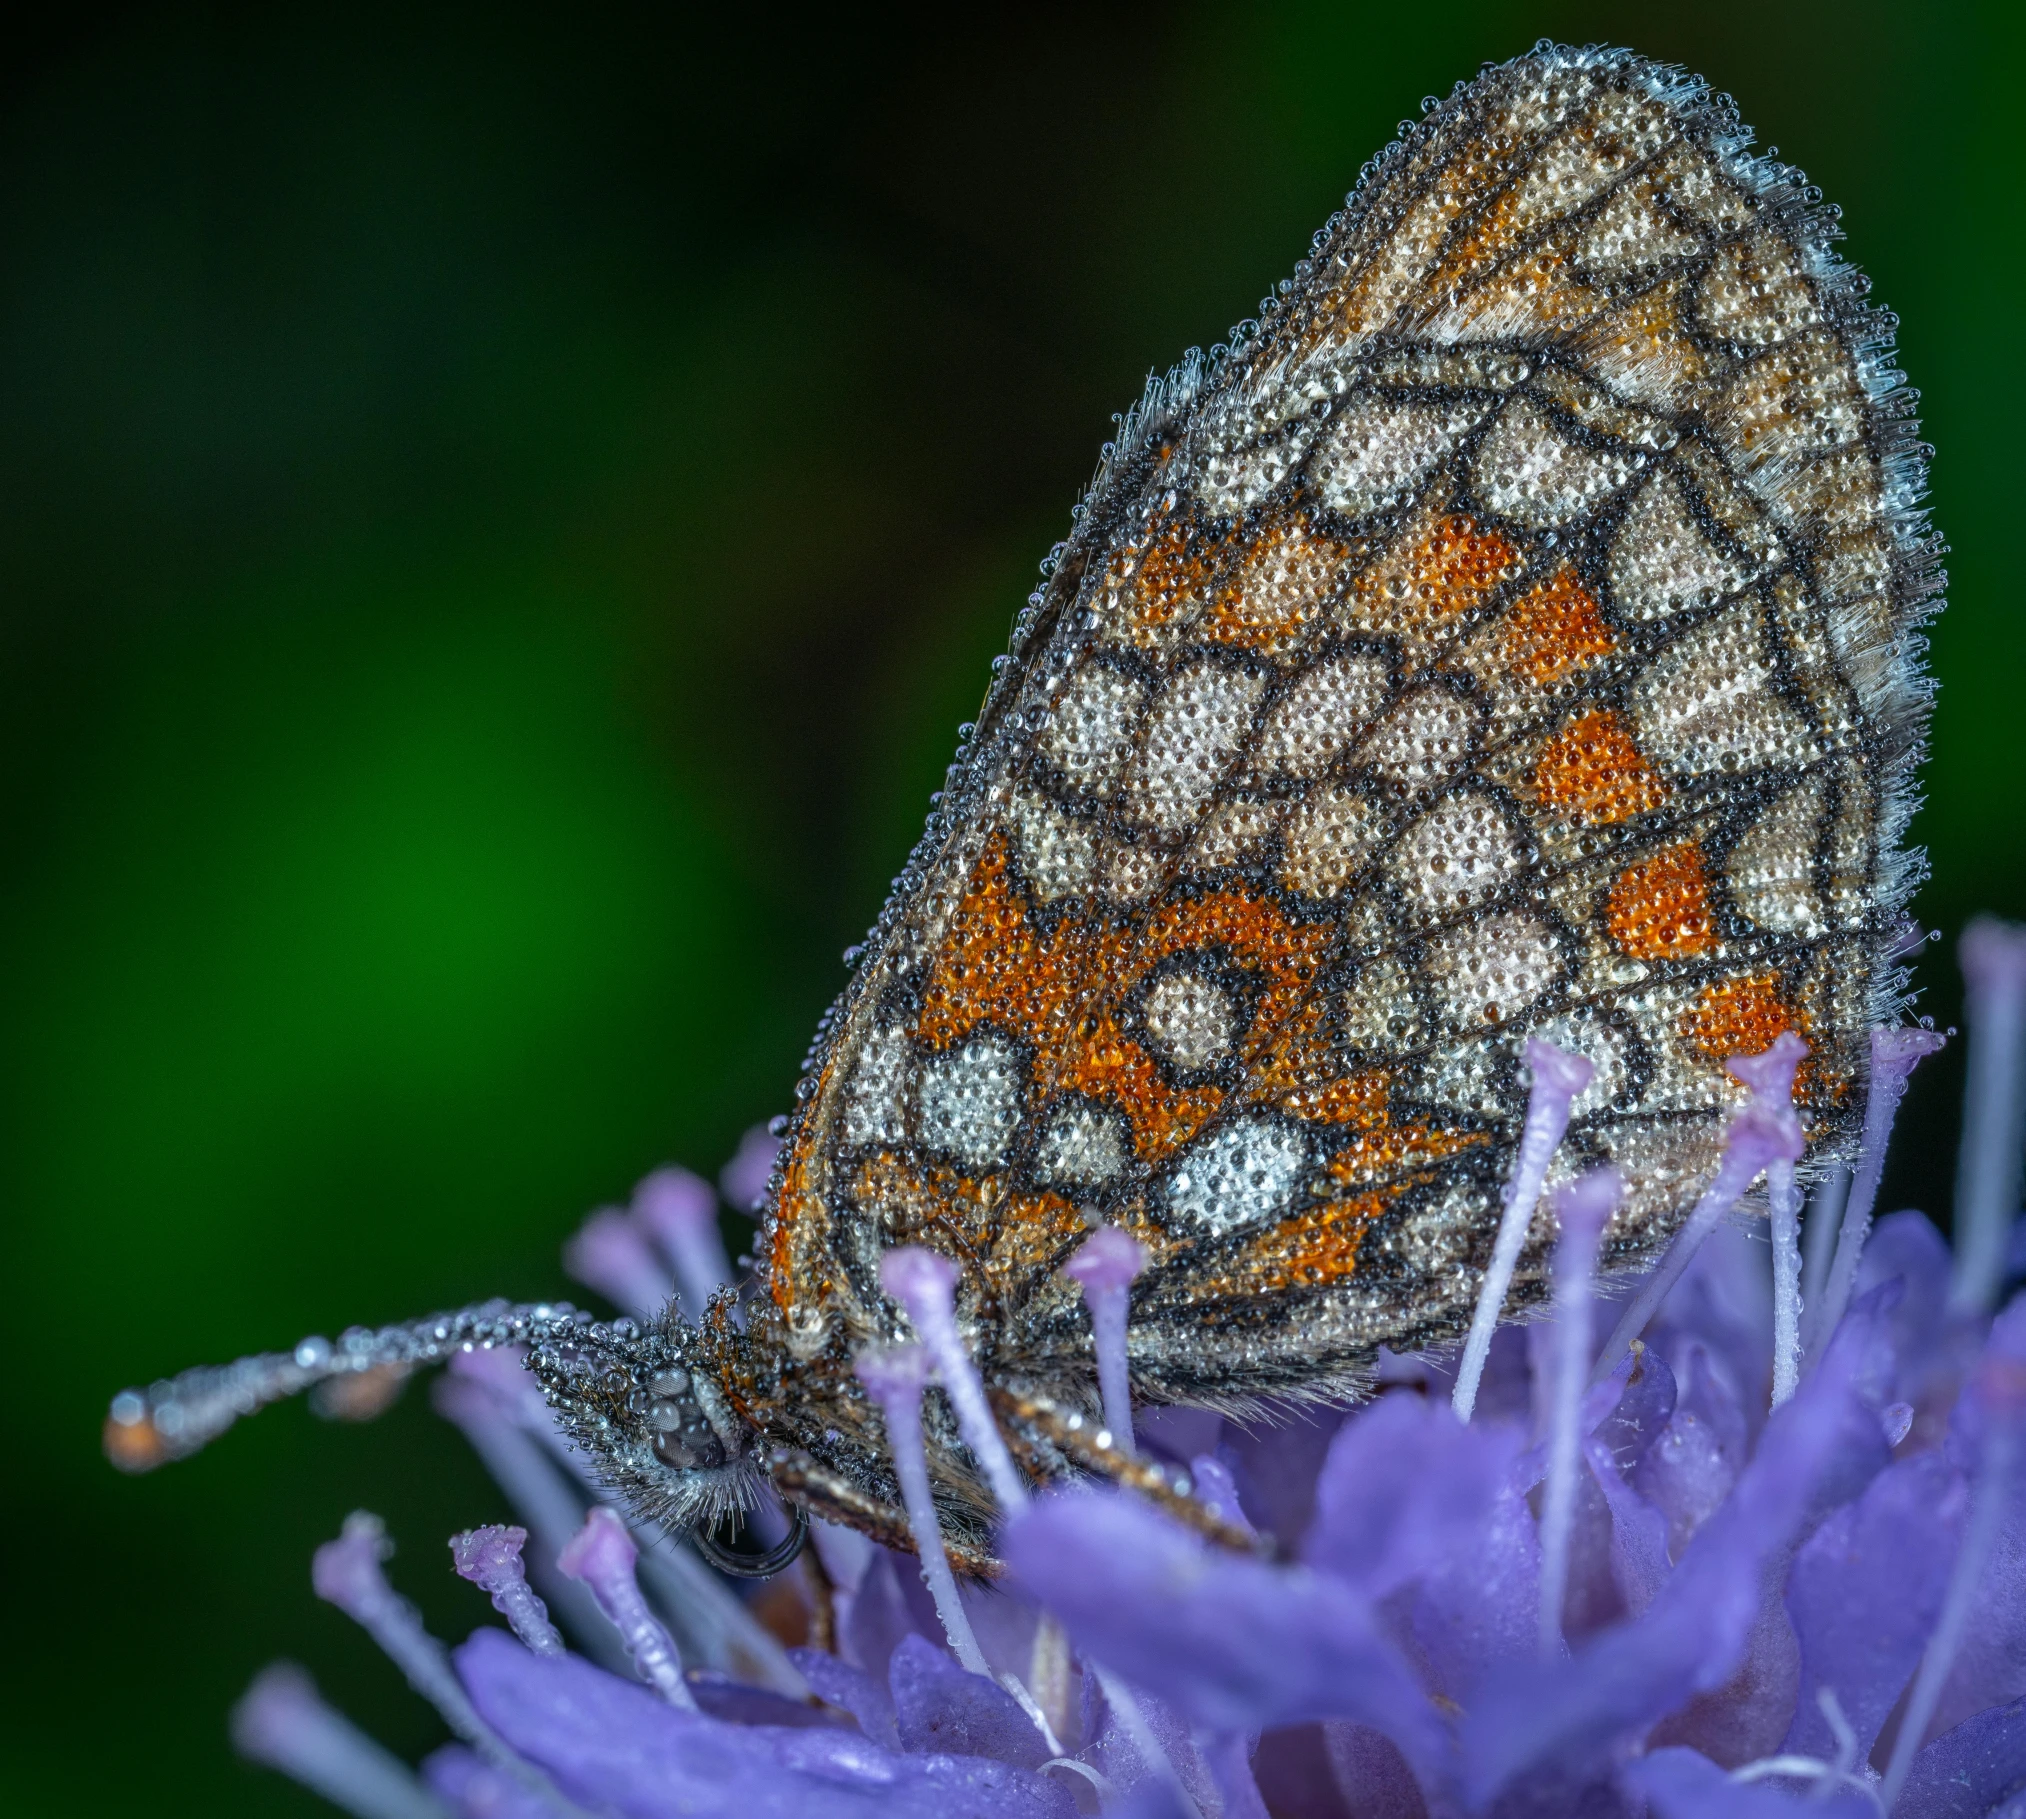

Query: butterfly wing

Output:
[759, 44, 1935, 1411]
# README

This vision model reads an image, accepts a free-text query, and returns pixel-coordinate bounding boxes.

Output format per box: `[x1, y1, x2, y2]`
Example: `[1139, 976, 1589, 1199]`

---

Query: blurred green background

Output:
[3, 2, 2018, 1811]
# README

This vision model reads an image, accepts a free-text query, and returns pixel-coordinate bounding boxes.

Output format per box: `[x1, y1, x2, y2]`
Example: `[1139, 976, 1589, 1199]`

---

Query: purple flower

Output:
[205, 922, 2026, 1819]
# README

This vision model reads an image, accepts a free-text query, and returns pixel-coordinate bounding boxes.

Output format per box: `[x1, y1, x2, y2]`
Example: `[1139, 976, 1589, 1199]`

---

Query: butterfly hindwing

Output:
[757, 44, 1934, 1416]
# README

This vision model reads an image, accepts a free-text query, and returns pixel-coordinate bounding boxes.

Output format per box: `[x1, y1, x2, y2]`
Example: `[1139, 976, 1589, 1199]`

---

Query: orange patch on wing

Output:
[1245, 1188, 1391, 1292]
[1532, 708, 1668, 826]
[769, 1125, 835, 1317]
[1279, 1066, 1391, 1127]
[1682, 971, 1802, 1071]
[1347, 513, 1523, 634]
[1208, 518, 1358, 655]
[1113, 518, 1228, 645]
[1608, 841, 1716, 960]
[1326, 1122, 1494, 1190]
[1502, 566, 1616, 687]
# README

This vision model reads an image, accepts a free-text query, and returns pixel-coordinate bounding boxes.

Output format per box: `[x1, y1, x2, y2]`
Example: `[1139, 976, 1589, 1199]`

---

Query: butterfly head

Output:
[526, 1308, 761, 1534]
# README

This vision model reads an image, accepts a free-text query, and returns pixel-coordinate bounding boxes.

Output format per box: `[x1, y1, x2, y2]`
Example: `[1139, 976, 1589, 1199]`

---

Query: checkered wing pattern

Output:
[756, 45, 1936, 1413]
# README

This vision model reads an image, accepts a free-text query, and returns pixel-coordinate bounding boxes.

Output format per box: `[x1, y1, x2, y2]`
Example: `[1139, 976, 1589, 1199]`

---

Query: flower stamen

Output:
[230, 1662, 449, 1819]
[1538, 1169, 1620, 1658]
[853, 1341, 992, 1675]
[450, 1524, 564, 1657]
[1064, 1226, 1148, 1451]
[1455, 1039, 1594, 1422]
[881, 1246, 1029, 1514]
[1948, 918, 2026, 1316]
[557, 1505, 699, 1710]
[1593, 1033, 1808, 1384]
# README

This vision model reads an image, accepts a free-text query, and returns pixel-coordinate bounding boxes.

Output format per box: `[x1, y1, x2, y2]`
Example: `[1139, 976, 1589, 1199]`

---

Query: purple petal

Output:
[840, 1549, 936, 1683]
[687, 1673, 847, 1730]
[1784, 1449, 1968, 1762]
[1303, 1392, 1517, 1599]
[1389, 1464, 1543, 1697]
[790, 1648, 899, 1752]
[1320, 1724, 1429, 1819]
[1585, 1436, 1671, 1617]
[1623, 1746, 1873, 1818]
[1251, 1726, 1357, 1819]
[1891, 1695, 2026, 1819]
[888, 1634, 1049, 1769]
[455, 1628, 1075, 1819]
[1221, 1402, 1342, 1545]
[1460, 1293, 1893, 1804]
[1004, 1488, 1454, 1797]
[1633, 1342, 1749, 1556]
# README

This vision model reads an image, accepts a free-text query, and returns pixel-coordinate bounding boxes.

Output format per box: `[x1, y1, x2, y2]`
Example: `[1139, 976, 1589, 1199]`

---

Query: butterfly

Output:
[107, 43, 1936, 1574]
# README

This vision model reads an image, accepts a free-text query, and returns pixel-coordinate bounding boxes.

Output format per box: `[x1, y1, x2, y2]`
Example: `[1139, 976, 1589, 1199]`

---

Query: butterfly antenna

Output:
[104, 1298, 593, 1471]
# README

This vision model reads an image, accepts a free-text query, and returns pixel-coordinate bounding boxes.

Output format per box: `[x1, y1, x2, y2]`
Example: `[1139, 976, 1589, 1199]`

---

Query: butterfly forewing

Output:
[757, 45, 1934, 1417]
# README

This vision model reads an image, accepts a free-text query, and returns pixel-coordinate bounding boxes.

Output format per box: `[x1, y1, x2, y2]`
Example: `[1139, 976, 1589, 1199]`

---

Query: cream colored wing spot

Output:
[1035, 1102, 1129, 1188]
[1610, 468, 1750, 620]
[1125, 663, 1269, 833]
[1473, 396, 1635, 528]
[1009, 788, 1099, 904]
[1310, 393, 1489, 518]
[842, 1025, 912, 1150]
[1283, 788, 1391, 898]
[1253, 651, 1393, 778]
[1163, 1117, 1311, 1236]
[913, 1035, 1026, 1169]
[1037, 664, 1150, 798]
[1423, 912, 1560, 1029]
[1728, 776, 1828, 934]
[1392, 790, 1524, 917]
[1632, 602, 1818, 778]
[1142, 971, 1239, 1071]
[1355, 685, 1483, 791]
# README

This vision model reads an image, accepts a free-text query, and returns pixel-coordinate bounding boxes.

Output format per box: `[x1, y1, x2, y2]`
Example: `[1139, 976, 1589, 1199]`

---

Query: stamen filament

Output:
[310, 1513, 563, 1797]
[449, 1525, 564, 1656]
[1088, 1661, 1204, 1819]
[1593, 1035, 1807, 1385]
[231, 1662, 450, 1819]
[1810, 1026, 1947, 1355]
[881, 1246, 1029, 1513]
[1949, 919, 2026, 1316]
[1064, 1226, 1148, 1450]
[853, 1342, 991, 1675]
[1539, 1170, 1620, 1657]
[1769, 1152, 1804, 1410]
[557, 1506, 699, 1710]
[1455, 1039, 1594, 1422]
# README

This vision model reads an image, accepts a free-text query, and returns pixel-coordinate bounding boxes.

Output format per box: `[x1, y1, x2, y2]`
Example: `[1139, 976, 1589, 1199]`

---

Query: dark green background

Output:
[4, 4, 2017, 1812]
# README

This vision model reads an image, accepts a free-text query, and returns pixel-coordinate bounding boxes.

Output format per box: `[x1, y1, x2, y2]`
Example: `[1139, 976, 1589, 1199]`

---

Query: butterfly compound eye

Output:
[627, 1367, 726, 1471]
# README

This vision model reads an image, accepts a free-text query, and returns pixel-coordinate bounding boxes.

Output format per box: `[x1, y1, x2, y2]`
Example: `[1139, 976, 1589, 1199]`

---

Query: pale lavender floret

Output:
[1809, 1025, 1949, 1355]
[1063, 1227, 1147, 1450]
[1002, 1488, 1456, 1803]
[1883, 1349, 2026, 1805]
[1595, 1036, 1809, 1384]
[719, 1123, 782, 1214]
[1952, 918, 2026, 1316]
[1539, 1170, 1622, 1657]
[561, 1208, 676, 1325]
[556, 1506, 698, 1711]
[454, 1628, 1078, 1819]
[232, 1662, 452, 1819]
[1783, 1449, 1966, 1764]
[313, 1511, 544, 1788]
[1624, 1745, 1874, 1818]
[1891, 1693, 2026, 1819]
[790, 1647, 900, 1750]
[854, 1342, 992, 1675]
[1453, 1037, 1594, 1422]
[889, 1633, 1052, 1770]
[1460, 1289, 1894, 1806]
[451, 1525, 566, 1658]
[880, 1246, 1029, 1514]
[633, 1166, 735, 1323]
